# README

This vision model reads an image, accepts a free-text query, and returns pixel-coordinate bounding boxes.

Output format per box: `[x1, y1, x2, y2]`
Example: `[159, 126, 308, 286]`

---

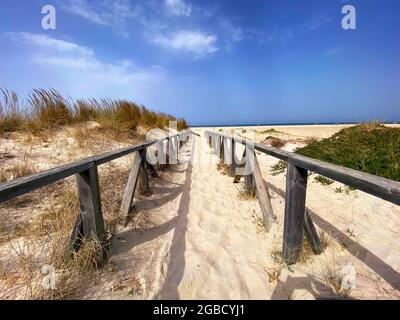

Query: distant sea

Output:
[190, 121, 398, 128]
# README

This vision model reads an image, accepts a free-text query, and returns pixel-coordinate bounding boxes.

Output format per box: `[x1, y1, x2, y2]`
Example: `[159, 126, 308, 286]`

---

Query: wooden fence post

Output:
[175, 136, 179, 162]
[214, 136, 221, 158]
[252, 152, 275, 230]
[222, 138, 230, 165]
[233, 147, 246, 184]
[70, 163, 107, 258]
[283, 163, 308, 264]
[233, 146, 256, 197]
[120, 151, 143, 225]
[138, 148, 151, 195]
[229, 139, 236, 177]
[166, 138, 170, 168]
[304, 209, 323, 254]
[169, 136, 177, 165]
[219, 137, 224, 161]
[244, 174, 255, 197]
[179, 135, 183, 148]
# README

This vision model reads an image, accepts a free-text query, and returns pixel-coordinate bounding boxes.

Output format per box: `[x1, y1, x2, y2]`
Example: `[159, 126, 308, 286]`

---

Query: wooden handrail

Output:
[205, 130, 400, 264]
[0, 131, 191, 204]
[0, 130, 194, 260]
[206, 131, 400, 205]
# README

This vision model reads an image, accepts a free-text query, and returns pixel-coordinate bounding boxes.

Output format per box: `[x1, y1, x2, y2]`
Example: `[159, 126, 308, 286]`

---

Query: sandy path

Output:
[83, 127, 400, 300]
[151, 130, 400, 299]
[85, 133, 279, 299]
[155, 134, 276, 299]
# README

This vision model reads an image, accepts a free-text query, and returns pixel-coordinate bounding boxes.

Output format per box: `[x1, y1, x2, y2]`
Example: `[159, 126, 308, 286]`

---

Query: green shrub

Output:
[297, 123, 400, 182]
[314, 175, 334, 186]
[270, 160, 287, 176]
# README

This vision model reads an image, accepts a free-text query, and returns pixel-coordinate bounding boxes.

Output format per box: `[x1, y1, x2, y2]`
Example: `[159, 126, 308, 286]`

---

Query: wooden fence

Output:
[0, 130, 195, 260]
[205, 130, 400, 264]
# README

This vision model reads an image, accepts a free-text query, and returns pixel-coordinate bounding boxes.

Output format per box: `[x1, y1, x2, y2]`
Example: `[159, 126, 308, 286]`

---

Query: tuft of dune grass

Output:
[0, 163, 134, 299]
[0, 88, 189, 137]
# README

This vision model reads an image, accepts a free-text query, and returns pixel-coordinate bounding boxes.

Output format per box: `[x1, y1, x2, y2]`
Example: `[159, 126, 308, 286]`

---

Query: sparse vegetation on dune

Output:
[0, 88, 189, 137]
[0, 162, 133, 299]
[217, 159, 230, 176]
[0, 88, 189, 299]
[269, 123, 400, 182]
[264, 136, 286, 149]
[270, 160, 288, 176]
[314, 175, 334, 186]
[297, 123, 400, 182]
[259, 128, 283, 134]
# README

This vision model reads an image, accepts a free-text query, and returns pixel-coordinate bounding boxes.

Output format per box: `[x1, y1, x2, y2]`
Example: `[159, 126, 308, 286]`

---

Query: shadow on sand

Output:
[153, 161, 192, 299]
[110, 139, 194, 299]
[265, 181, 400, 292]
[271, 274, 354, 300]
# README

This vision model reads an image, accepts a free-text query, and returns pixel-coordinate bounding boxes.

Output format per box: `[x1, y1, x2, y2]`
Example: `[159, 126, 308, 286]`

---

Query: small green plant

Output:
[346, 228, 355, 238]
[344, 186, 356, 195]
[304, 136, 318, 144]
[314, 175, 334, 186]
[265, 267, 282, 284]
[260, 128, 281, 134]
[270, 160, 287, 176]
[335, 187, 343, 193]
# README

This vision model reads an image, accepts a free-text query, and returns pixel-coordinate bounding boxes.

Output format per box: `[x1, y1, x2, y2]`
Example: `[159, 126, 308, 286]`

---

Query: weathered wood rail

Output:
[205, 130, 400, 264]
[0, 130, 195, 260]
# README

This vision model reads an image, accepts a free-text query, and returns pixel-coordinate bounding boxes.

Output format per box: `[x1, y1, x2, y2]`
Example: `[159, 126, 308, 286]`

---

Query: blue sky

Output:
[0, 0, 399, 125]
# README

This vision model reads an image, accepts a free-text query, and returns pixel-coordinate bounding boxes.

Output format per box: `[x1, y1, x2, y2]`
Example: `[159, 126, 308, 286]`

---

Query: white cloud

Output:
[6, 32, 93, 56]
[6, 32, 165, 100]
[63, 0, 108, 25]
[31, 55, 100, 70]
[61, 0, 236, 59]
[63, 0, 140, 37]
[165, 0, 192, 17]
[219, 18, 244, 43]
[154, 31, 218, 59]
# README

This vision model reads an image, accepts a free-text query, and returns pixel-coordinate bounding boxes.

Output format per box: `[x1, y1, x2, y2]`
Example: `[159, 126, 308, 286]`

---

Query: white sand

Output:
[82, 124, 400, 300]
[3, 124, 399, 299]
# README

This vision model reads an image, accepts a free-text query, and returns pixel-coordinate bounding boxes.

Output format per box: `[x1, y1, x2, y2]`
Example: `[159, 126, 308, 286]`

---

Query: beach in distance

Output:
[196, 123, 400, 138]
